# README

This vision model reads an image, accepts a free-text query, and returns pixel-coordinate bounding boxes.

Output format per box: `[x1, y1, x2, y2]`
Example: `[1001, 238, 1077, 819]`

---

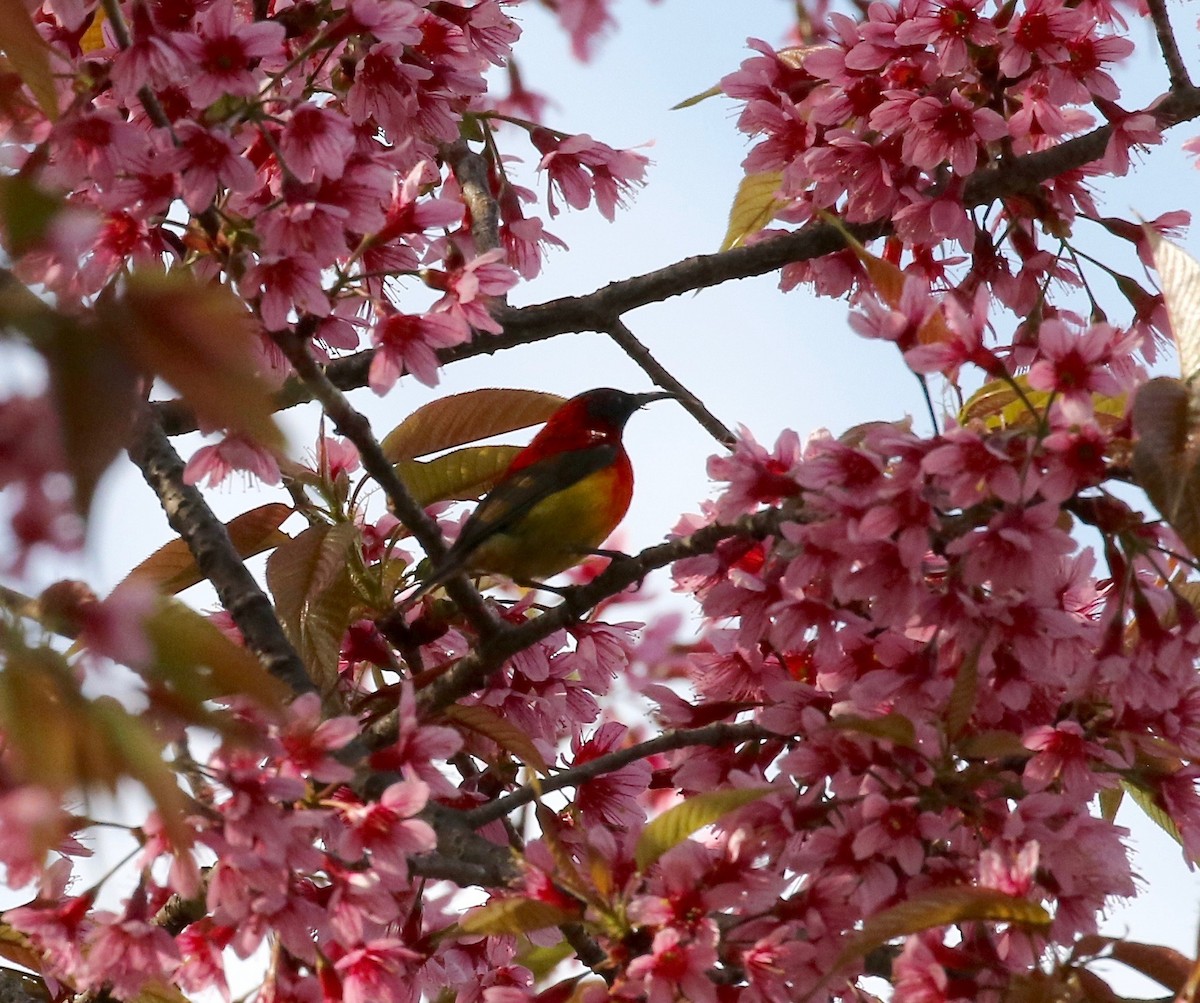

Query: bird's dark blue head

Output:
[576, 388, 674, 430]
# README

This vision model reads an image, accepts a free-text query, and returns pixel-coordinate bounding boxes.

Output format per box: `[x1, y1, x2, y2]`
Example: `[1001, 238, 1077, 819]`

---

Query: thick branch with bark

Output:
[126, 409, 316, 697]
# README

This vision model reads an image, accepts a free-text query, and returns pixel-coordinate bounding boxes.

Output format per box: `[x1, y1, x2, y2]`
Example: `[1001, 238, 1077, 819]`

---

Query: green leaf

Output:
[516, 941, 576, 981]
[1098, 786, 1123, 823]
[395, 445, 522, 508]
[635, 787, 774, 872]
[1121, 778, 1188, 857]
[460, 897, 581, 936]
[442, 703, 549, 775]
[144, 599, 291, 711]
[960, 374, 1126, 432]
[1144, 228, 1200, 382]
[0, 177, 64, 257]
[829, 711, 916, 748]
[945, 644, 980, 739]
[123, 503, 293, 595]
[0, 0, 58, 119]
[671, 83, 723, 110]
[381, 388, 566, 462]
[266, 523, 360, 689]
[105, 272, 284, 449]
[720, 172, 785, 252]
[833, 887, 1051, 974]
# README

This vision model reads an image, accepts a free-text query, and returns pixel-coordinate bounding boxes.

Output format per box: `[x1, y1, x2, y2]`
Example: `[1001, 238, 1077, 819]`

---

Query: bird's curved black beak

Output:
[633, 390, 676, 409]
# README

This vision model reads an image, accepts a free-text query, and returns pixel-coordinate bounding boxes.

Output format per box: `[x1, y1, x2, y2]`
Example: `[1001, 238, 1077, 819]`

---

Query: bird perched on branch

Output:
[409, 387, 673, 602]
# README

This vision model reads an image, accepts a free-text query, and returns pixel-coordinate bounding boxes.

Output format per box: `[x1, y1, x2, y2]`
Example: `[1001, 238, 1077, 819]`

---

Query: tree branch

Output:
[403, 499, 806, 721]
[602, 317, 735, 446]
[1145, 0, 1193, 93]
[442, 139, 502, 255]
[463, 721, 774, 827]
[152, 83, 1200, 438]
[126, 408, 317, 697]
[268, 327, 503, 638]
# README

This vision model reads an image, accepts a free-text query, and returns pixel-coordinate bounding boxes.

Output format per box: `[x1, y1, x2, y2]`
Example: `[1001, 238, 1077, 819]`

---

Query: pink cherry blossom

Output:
[369, 310, 469, 391]
[184, 434, 282, 488]
[173, 1, 285, 106]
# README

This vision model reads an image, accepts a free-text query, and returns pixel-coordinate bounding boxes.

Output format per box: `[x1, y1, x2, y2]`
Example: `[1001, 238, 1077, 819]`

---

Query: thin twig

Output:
[464, 721, 774, 827]
[602, 317, 735, 446]
[126, 408, 317, 697]
[269, 327, 503, 639]
[1146, 0, 1193, 92]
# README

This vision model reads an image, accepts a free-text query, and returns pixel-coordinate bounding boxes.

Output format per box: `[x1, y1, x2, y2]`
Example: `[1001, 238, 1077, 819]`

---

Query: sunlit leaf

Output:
[105, 272, 283, 449]
[635, 787, 774, 872]
[671, 83, 723, 110]
[821, 216, 952, 347]
[834, 887, 1051, 974]
[123, 503, 293, 595]
[516, 941, 576, 982]
[0, 0, 58, 119]
[443, 703, 549, 775]
[1131, 377, 1200, 556]
[720, 172, 785, 252]
[1145, 228, 1200, 381]
[381, 389, 566, 462]
[460, 897, 581, 936]
[79, 8, 106, 53]
[959, 374, 1125, 433]
[267, 523, 360, 689]
[394, 445, 522, 508]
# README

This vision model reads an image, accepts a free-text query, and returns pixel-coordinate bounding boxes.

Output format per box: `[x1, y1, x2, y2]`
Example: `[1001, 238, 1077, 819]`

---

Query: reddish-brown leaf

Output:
[105, 272, 283, 449]
[122, 503, 293, 595]
[381, 388, 565, 461]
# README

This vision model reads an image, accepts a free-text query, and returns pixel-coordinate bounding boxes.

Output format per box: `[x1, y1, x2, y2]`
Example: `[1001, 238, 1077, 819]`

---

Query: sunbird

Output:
[409, 387, 672, 600]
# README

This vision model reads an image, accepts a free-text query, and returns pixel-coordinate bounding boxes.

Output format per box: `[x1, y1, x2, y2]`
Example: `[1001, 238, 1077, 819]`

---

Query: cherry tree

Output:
[1, 0, 1200, 1001]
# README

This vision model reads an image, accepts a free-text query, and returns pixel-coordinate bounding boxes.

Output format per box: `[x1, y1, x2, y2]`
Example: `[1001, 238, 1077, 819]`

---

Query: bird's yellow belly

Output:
[468, 467, 628, 582]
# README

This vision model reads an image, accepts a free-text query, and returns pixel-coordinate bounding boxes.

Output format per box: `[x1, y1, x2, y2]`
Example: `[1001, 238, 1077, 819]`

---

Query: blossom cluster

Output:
[2, 0, 1199, 1000]
[649, 394, 1200, 999]
[0, 0, 650, 526]
[721, 0, 1172, 350]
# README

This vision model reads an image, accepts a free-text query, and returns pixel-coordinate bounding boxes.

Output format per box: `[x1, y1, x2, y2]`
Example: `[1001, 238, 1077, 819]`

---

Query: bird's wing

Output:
[447, 443, 619, 562]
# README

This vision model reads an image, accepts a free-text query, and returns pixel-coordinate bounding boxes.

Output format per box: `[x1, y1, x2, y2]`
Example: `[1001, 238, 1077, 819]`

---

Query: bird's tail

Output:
[398, 554, 465, 610]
